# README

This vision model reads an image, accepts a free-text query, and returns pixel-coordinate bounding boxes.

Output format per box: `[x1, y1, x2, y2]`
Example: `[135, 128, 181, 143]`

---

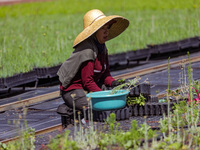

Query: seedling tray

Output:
[4, 70, 37, 88]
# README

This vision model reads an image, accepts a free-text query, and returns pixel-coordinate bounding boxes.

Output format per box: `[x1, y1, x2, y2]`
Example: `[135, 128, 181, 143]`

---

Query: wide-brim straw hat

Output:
[73, 9, 129, 48]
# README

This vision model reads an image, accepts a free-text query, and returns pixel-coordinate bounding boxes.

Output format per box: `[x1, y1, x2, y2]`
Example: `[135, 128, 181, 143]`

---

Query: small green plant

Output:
[1, 124, 35, 150]
[104, 113, 120, 134]
[111, 77, 140, 94]
[48, 130, 79, 150]
[111, 77, 149, 106]
[0, 142, 7, 150]
[117, 78, 125, 83]
[127, 94, 146, 106]
[0, 107, 35, 150]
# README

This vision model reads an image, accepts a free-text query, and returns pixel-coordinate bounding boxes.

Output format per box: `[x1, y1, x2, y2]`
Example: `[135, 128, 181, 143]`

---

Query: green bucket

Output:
[86, 90, 129, 111]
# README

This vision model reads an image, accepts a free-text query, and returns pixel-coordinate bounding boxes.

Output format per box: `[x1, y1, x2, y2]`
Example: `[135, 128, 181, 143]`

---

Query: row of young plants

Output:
[1, 52, 200, 149]
[0, 0, 200, 78]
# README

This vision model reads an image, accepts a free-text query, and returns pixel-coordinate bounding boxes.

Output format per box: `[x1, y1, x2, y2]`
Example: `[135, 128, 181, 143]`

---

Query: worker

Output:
[57, 9, 129, 128]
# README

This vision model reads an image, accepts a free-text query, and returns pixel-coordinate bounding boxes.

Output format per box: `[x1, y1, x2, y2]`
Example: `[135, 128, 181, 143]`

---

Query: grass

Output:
[0, 0, 199, 17]
[0, 0, 200, 77]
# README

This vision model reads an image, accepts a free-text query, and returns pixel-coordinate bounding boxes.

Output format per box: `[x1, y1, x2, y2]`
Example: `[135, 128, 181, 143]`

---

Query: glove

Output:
[111, 79, 125, 87]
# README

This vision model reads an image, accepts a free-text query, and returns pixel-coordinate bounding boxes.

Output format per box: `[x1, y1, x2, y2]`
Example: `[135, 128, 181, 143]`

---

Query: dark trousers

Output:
[57, 89, 88, 119]
[57, 82, 108, 124]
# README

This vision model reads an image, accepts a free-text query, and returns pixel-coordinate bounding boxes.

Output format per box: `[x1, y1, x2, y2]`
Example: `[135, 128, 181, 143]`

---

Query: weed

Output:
[0, 118, 35, 150]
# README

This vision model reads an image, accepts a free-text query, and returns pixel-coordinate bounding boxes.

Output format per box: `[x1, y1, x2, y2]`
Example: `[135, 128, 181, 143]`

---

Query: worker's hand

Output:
[111, 79, 125, 87]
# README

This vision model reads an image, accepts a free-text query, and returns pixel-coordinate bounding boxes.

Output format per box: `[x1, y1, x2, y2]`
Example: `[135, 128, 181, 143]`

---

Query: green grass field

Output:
[0, 0, 200, 78]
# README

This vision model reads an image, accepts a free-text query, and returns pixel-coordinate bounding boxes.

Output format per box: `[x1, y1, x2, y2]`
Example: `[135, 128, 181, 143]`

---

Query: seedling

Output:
[127, 94, 146, 106]
[111, 77, 140, 94]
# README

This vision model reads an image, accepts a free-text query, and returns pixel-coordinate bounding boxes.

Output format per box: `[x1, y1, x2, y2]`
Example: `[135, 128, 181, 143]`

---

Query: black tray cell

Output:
[4, 70, 37, 88]
[134, 86, 140, 96]
[92, 110, 98, 121]
[139, 106, 144, 116]
[99, 112, 103, 122]
[120, 109, 125, 120]
[139, 83, 151, 95]
[178, 38, 191, 50]
[21, 70, 37, 81]
[150, 96, 159, 103]
[147, 96, 151, 102]
[105, 111, 111, 120]
[133, 105, 139, 116]
[162, 102, 175, 114]
[144, 104, 150, 116]
[108, 52, 127, 66]
[143, 95, 149, 102]
[0, 78, 5, 89]
[129, 88, 135, 97]
[163, 103, 169, 115]
[191, 41, 200, 48]
[116, 109, 121, 121]
[149, 104, 153, 116]
[179, 36, 200, 49]
[47, 64, 61, 78]
[102, 111, 107, 121]
[160, 103, 165, 115]
[96, 111, 101, 122]
[156, 104, 161, 116]
[35, 67, 49, 79]
[91, 107, 131, 122]
[129, 106, 133, 116]
[148, 44, 159, 54]
[4, 73, 21, 88]
[158, 42, 179, 53]
[125, 107, 130, 119]
[150, 103, 156, 116]
[126, 48, 150, 62]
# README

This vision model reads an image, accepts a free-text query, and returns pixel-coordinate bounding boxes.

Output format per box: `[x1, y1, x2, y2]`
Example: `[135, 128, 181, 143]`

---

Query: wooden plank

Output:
[0, 91, 60, 112]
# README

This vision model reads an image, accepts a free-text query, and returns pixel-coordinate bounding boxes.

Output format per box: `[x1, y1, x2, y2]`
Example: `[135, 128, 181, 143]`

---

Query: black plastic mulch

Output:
[0, 85, 59, 105]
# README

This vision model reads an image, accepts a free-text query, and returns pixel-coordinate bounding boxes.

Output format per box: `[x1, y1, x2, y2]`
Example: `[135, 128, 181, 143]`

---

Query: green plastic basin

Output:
[86, 90, 129, 111]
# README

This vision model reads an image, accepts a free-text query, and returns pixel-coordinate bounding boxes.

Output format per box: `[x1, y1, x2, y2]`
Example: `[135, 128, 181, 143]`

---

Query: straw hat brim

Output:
[73, 15, 129, 48]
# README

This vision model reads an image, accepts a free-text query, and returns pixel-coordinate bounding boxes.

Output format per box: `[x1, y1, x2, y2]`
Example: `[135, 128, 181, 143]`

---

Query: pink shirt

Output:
[60, 52, 115, 92]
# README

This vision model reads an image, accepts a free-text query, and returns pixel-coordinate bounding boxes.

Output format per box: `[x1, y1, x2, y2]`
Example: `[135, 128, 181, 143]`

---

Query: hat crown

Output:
[83, 9, 105, 29]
